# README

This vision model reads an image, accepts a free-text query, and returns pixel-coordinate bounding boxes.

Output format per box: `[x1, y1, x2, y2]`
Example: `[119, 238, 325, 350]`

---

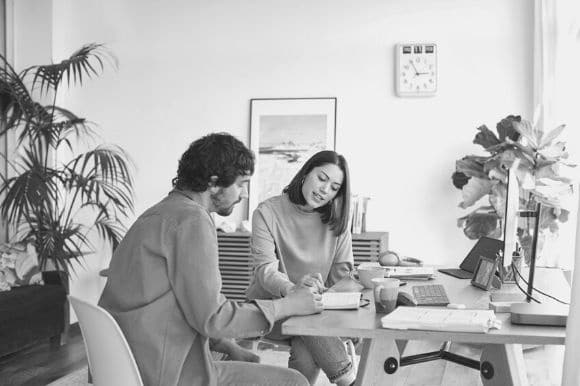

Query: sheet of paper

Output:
[384, 267, 435, 278]
[358, 263, 435, 278]
[322, 292, 361, 310]
[380, 307, 500, 333]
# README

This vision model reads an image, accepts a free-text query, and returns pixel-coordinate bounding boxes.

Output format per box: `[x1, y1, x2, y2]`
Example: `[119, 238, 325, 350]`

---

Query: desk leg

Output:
[480, 344, 529, 386]
[355, 338, 401, 386]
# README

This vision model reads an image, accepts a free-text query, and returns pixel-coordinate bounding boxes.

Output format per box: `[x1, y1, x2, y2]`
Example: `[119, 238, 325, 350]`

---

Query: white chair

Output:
[68, 296, 144, 386]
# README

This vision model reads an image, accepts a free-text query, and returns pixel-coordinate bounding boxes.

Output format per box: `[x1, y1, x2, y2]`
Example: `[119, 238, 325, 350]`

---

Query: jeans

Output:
[215, 360, 309, 386]
[288, 335, 352, 385]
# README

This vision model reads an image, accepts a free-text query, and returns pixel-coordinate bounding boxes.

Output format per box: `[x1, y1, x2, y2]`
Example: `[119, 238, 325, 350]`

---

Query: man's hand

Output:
[227, 345, 261, 363]
[210, 338, 261, 363]
[283, 286, 324, 316]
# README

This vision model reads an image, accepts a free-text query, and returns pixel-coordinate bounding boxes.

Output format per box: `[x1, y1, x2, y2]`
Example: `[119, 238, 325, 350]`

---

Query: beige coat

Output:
[99, 190, 276, 386]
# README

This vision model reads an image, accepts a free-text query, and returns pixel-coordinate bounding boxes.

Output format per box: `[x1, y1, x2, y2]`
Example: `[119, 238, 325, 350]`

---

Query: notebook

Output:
[322, 292, 362, 310]
[380, 307, 501, 333]
[438, 237, 503, 279]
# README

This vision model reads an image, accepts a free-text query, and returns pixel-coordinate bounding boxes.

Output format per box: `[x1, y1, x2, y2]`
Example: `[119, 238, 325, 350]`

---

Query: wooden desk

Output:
[282, 269, 568, 386]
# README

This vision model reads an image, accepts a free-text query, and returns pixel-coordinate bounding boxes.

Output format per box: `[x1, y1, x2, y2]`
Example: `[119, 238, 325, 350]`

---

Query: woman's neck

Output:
[297, 203, 315, 212]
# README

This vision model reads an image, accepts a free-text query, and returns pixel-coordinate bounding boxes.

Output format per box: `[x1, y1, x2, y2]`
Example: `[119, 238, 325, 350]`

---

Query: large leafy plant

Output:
[452, 114, 575, 261]
[0, 44, 134, 273]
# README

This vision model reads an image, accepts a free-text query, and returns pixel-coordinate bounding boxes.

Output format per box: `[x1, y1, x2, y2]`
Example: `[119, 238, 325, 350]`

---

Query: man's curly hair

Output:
[172, 133, 254, 191]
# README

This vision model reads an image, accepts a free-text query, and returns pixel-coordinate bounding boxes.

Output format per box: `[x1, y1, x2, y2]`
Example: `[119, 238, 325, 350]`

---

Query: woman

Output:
[246, 150, 355, 386]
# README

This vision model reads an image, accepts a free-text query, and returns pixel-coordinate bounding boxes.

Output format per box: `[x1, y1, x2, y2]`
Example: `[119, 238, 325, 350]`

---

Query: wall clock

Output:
[395, 43, 437, 97]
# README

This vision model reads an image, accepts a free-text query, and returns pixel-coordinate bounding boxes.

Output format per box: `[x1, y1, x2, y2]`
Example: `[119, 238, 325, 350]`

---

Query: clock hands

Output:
[410, 61, 420, 76]
[410, 61, 429, 76]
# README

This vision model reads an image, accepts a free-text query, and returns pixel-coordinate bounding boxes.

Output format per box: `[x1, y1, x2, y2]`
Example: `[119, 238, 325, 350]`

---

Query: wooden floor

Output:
[0, 324, 87, 386]
[0, 325, 565, 386]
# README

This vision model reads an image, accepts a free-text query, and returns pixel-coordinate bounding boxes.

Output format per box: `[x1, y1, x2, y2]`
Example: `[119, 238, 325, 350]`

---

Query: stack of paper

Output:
[384, 266, 435, 280]
[322, 292, 362, 310]
[380, 307, 501, 333]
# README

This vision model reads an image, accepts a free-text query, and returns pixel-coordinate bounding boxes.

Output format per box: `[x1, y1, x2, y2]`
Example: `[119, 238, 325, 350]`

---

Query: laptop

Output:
[438, 237, 503, 279]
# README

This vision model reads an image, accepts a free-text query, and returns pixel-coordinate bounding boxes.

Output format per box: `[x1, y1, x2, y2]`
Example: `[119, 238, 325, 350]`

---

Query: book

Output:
[360, 196, 370, 233]
[347, 195, 355, 233]
[349, 194, 369, 234]
[351, 195, 361, 234]
[380, 307, 501, 333]
[322, 292, 362, 310]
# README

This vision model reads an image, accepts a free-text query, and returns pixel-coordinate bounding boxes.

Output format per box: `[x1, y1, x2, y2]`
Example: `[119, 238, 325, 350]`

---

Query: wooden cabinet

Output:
[217, 231, 389, 301]
[352, 231, 389, 267]
[217, 232, 252, 302]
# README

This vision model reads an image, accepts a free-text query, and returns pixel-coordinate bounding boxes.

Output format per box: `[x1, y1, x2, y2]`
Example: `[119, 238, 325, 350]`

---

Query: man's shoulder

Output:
[140, 194, 211, 226]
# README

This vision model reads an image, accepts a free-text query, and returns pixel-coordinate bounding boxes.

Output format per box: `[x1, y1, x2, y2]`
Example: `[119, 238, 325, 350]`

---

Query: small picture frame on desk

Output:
[471, 255, 500, 291]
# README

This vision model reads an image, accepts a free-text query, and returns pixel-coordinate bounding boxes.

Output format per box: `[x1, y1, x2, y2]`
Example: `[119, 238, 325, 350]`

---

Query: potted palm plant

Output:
[0, 43, 134, 274]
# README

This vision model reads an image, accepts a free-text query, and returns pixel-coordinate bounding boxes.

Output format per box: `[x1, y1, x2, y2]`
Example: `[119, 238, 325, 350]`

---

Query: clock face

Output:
[395, 43, 437, 97]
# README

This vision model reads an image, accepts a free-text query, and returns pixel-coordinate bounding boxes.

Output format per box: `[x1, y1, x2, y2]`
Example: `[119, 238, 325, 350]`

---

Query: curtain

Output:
[0, 0, 9, 243]
[533, 0, 580, 269]
[565, 190, 580, 385]
[553, 0, 580, 383]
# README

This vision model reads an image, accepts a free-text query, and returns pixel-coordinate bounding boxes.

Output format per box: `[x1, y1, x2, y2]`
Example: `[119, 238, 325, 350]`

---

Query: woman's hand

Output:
[296, 273, 326, 294]
[328, 274, 364, 293]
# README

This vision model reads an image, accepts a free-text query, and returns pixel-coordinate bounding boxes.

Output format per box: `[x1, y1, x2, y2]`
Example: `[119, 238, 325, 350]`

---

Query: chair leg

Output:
[88, 367, 93, 384]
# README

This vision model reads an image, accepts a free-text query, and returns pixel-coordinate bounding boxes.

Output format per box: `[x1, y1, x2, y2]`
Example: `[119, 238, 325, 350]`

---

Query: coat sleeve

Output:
[250, 208, 295, 298]
[164, 211, 276, 339]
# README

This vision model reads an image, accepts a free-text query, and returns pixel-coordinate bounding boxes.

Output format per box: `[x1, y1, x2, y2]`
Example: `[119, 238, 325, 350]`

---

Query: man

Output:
[99, 133, 322, 386]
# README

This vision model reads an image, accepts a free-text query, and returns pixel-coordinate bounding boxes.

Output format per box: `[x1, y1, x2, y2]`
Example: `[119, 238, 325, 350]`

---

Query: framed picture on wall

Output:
[248, 97, 337, 220]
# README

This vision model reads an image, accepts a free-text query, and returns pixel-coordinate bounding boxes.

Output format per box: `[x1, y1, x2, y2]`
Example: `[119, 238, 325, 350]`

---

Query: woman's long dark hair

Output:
[283, 150, 351, 236]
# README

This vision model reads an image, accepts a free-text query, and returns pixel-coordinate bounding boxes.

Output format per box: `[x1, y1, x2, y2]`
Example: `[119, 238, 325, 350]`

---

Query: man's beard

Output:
[217, 205, 235, 216]
[211, 190, 238, 216]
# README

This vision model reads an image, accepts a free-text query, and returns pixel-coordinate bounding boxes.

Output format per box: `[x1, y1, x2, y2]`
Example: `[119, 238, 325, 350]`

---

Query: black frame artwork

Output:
[248, 97, 337, 219]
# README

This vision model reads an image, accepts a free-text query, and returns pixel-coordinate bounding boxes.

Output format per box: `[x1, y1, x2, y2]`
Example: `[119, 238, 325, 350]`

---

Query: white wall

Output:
[13, 0, 539, 302]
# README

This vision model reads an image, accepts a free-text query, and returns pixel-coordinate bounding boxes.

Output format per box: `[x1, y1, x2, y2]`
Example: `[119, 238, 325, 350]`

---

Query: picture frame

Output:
[248, 97, 337, 219]
[471, 255, 500, 291]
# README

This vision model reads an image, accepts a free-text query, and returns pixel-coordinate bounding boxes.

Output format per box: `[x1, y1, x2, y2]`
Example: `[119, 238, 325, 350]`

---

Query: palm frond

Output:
[0, 145, 60, 223]
[0, 57, 38, 134]
[0, 44, 133, 274]
[24, 212, 93, 273]
[93, 217, 126, 252]
[15, 103, 58, 148]
[68, 145, 134, 193]
[63, 147, 134, 213]
[50, 105, 98, 139]
[27, 43, 117, 95]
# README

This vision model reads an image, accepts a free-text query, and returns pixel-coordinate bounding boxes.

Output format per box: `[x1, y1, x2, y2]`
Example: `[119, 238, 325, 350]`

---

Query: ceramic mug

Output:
[357, 266, 386, 289]
[372, 277, 400, 314]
